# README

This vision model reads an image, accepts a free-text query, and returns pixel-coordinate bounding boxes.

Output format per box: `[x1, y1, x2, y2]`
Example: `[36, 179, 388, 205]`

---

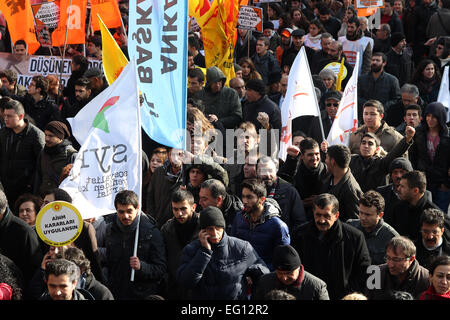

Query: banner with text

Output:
[60, 59, 142, 219]
[0, 52, 102, 88]
[128, 0, 187, 149]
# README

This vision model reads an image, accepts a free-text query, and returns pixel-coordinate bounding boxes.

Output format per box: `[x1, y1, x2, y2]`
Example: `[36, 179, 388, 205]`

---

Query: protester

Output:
[365, 236, 430, 299]
[419, 255, 450, 300]
[252, 244, 330, 300]
[104, 190, 166, 300]
[176, 206, 269, 300]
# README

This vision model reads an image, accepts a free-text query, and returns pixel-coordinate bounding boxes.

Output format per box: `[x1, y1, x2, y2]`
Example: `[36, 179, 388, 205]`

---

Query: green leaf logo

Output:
[92, 96, 120, 133]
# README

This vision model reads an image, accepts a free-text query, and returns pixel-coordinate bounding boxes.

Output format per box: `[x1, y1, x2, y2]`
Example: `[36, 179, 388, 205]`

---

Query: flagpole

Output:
[303, 47, 326, 142]
[130, 211, 141, 282]
[58, 0, 73, 99]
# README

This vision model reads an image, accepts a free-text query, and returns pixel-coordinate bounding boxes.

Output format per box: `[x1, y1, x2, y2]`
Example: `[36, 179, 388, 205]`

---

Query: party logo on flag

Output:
[92, 96, 120, 133]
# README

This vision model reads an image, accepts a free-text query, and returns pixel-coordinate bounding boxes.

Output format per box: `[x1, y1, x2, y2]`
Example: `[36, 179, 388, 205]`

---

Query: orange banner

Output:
[0, 0, 40, 54]
[91, 0, 122, 32]
[51, 0, 87, 47]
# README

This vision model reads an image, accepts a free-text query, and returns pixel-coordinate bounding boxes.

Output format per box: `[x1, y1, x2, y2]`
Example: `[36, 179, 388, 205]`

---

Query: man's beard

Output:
[371, 64, 383, 73]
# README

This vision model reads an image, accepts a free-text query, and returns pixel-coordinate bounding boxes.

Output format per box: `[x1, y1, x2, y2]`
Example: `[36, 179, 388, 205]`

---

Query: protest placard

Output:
[35, 201, 84, 247]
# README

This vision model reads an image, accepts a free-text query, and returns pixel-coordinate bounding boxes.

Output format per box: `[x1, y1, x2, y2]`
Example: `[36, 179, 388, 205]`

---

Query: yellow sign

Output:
[36, 201, 83, 247]
[323, 62, 348, 80]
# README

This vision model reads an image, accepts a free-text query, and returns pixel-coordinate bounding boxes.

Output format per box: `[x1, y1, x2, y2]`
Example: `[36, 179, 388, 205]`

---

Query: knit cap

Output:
[44, 121, 71, 140]
[200, 206, 226, 229]
[272, 245, 301, 271]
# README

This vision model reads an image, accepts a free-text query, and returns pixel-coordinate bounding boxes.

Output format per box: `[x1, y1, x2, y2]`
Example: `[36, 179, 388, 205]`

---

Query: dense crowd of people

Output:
[0, 0, 450, 301]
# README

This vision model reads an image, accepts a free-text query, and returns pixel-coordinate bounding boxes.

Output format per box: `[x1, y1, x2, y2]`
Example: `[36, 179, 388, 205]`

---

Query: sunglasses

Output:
[326, 102, 339, 107]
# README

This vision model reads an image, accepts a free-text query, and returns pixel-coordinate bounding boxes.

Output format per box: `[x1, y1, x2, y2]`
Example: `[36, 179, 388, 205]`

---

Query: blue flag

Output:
[128, 0, 187, 149]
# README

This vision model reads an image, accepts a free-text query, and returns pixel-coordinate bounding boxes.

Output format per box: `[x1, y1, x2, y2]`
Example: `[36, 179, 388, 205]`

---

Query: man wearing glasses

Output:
[365, 236, 430, 299]
[416, 208, 450, 269]
[309, 90, 341, 145]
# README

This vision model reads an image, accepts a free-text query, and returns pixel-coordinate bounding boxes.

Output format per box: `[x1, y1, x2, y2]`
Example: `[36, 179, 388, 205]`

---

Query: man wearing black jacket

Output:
[0, 189, 42, 292]
[105, 190, 166, 300]
[321, 144, 363, 221]
[292, 193, 371, 300]
[416, 208, 450, 270]
[392, 170, 441, 243]
[278, 138, 330, 221]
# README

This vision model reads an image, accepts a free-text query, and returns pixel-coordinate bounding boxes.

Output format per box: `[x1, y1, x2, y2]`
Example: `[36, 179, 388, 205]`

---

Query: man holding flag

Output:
[103, 190, 167, 300]
[279, 46, 321, 162]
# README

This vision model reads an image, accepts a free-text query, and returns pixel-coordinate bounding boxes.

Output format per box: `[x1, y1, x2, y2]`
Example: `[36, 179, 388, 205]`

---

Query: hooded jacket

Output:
[410, 102, 450, 189]
[194, 66, 242, 129]
[231, 199, 290, 271]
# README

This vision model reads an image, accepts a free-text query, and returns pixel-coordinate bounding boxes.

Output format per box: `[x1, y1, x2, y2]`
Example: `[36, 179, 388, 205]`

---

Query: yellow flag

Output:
[336, 57, 345, 92]
[197, 0, 239, 86]
[98, 14, 128, 85]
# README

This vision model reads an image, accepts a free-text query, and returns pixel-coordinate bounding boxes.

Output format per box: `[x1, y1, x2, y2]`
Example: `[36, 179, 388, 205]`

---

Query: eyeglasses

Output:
[420, 229, 441, 235]
[384, 255, 411, 263]
[326, 102, 339, 107]
[232, 86, 245, 90]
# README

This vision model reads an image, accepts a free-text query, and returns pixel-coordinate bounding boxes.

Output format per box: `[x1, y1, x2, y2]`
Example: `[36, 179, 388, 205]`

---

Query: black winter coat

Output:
[391, 192, 440, 243]
[104, 214, 167, 300]
[409, 122, 450, 189]
[0, 121, 44, 204]
[0, 208, 42, 287]
[252, 267, 330, 300]
[292, 219, 372, 300]
[321, 169, 363, 222]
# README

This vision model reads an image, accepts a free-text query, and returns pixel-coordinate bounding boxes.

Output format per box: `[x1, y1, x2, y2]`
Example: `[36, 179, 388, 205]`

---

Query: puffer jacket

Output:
[194, 66, 242, 129]
[231, 199, 290, 270]
[176, 232, 269, 300]
[104, 213, 167, 300]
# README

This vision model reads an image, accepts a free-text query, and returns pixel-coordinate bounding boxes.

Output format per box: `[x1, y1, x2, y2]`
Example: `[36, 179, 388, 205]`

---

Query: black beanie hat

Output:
[389, 157, 413, 174]
[272, 245, 301, 271]
[390, 32, 406, 47]
[200, 206, 226, 229]
[246, 79, 266, 96]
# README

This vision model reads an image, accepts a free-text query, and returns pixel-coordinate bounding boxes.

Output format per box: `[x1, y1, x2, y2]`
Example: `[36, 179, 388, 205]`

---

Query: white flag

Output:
[60, 59, 142, 220]
[437, 66, 450, 122]
[327, 53, 360, 146]
[278, 47, 320, 160]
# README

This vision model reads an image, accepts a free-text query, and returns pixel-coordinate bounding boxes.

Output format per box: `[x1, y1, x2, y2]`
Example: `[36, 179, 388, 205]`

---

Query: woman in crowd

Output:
[420, 256, 450, 300]
[412, 59, 442, 105]
[14, 193, 43, 229]
[290, 7, 310, 31]
[238, 57, 263, 84]
[304, 19, 327, 51]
